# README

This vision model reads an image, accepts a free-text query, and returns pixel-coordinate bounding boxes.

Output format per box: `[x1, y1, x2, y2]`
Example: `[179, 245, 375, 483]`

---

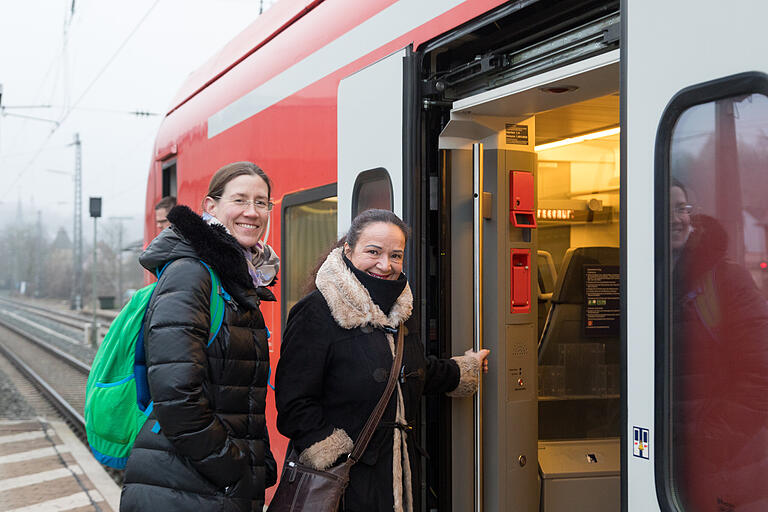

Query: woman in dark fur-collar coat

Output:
[120, 162, 280, 512]
[275, 209, 489, 512]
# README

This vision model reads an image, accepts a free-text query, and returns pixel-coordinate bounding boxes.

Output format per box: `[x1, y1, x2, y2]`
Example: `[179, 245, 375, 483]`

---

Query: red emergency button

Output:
[517, 377, 524, 387]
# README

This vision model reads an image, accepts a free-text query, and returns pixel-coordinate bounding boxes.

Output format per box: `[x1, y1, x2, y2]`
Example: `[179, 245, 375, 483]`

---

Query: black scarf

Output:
[343, 252, 407, 315]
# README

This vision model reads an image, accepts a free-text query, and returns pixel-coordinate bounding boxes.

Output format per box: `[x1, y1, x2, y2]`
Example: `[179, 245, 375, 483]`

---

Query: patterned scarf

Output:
[202, 212, 279, 287]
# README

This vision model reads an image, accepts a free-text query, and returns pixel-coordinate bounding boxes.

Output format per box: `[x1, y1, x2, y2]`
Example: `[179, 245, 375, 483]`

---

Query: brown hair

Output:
[154, 196, 176, 211]
[206, 161, 272, 201]
[302, 209, 411, 294]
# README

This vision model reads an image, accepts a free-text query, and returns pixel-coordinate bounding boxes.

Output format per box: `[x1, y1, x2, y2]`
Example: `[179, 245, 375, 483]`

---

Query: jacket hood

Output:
[140, 205, 275, 303]
[315, 247, 412, 329]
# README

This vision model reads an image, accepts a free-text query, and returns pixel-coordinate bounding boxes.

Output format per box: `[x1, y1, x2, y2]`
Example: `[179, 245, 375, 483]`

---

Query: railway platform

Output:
[0, 419, 120, 512]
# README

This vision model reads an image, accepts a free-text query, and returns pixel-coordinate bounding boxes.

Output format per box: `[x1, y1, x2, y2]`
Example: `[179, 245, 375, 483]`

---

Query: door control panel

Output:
[511, 249, 531, 313]
[509, 170, 536, 228]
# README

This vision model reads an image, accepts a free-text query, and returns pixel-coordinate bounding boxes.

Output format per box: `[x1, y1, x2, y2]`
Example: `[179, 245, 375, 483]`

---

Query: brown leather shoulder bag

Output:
[267, 326, 404, 512]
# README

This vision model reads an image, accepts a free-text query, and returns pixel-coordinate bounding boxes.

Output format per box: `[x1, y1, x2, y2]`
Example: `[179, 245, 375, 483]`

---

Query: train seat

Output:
[537, 250, 558, 341]
[538, 246, 620, 367]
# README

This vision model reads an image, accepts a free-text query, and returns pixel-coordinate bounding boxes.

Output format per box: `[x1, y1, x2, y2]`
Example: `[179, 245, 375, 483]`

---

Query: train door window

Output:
[657, 75, 768, 511]
[281, 184, 338, 324]
[351, 167, 393, 217]
[162, 159, 177, 198]
[535, 93, 621, 440]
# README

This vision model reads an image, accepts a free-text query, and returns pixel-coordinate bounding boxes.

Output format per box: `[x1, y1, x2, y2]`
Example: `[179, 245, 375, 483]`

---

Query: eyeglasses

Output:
[217, 197, 274, 212]
[673, 204, 693, 216]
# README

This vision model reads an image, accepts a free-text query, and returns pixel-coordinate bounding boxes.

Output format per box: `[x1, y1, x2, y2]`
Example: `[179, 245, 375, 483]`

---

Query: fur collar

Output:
[315, 247, 412, 329]
[166, 205, 254, 292]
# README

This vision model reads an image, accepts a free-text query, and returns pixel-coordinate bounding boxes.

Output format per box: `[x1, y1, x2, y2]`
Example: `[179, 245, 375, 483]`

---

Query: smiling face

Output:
[203, 174, 270, 249]
[345, 222, 406, 280]
[670, 185, 692, 250]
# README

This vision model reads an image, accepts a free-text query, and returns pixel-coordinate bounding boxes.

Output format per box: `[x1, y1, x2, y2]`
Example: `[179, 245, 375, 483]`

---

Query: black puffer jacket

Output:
[275, 248, 479, 512]
[120, 206, 277, 512]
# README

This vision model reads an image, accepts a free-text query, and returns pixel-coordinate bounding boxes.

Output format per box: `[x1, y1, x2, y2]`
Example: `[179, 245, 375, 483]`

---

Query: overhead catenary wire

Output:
[2, 2, 75, 159]
[2, 104, 159, 116]
[3, 0, 162, 199]
[57, 0, 161, 128]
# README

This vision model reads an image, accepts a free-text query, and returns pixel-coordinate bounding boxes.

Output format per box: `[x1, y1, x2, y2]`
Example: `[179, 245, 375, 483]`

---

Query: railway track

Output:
[0, 297, 112, 343]
[0, 317, 90, 440]
[0, 314, 133, 495]
[0, 317, 125, 510]
[0, 296, 117, 324]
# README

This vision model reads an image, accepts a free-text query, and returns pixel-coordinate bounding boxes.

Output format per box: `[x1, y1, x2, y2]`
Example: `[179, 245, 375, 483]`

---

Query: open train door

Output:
[337, 47, 409, 234]
[625, 1, 768, 511]
[437, 47, 621, 512]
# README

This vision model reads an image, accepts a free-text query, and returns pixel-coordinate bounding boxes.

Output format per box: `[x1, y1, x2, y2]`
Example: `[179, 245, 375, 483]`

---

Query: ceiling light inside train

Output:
[535, 126, 620, 152]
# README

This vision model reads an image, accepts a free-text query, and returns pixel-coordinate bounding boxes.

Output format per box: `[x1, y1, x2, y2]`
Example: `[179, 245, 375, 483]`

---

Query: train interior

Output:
[430, 52, 621, 511]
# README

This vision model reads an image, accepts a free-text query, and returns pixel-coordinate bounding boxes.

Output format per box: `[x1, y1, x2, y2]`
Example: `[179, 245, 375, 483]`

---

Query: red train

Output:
[144, 0, 768, 510]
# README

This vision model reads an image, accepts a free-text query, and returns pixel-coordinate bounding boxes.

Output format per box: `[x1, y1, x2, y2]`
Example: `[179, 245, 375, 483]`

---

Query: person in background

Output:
[154, 195, 176, 232]
[275, 208, 489, 512]
[121, 162, 278, 511]
[670, 179, 768, 511]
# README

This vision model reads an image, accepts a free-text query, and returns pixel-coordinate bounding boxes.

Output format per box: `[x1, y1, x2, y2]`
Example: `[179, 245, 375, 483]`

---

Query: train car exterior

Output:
[143, 0, 768, 510]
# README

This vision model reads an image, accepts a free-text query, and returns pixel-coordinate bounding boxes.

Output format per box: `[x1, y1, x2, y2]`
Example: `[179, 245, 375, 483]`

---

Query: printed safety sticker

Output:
[633, 426, 650, 459]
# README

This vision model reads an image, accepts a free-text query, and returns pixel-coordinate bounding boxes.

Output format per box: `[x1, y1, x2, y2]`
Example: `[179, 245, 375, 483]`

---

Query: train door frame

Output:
[337, 46, 411, 236]
[423, 46, 621, 510]
[403, 3, 624, 509]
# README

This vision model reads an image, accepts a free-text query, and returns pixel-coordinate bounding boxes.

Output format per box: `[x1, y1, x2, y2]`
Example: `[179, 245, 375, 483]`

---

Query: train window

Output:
[657, 74, 768, 511]
[535, 94, 620, 441]
[162, 159, 177, 197]
[351, 168, 393, 217]
[281, 184, 338, 324]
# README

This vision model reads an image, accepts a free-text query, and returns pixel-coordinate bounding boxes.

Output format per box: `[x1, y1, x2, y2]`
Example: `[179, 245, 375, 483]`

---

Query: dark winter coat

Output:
[275, 248, 478, 512]
[120, 205, 277, 512]
[672, 214, 768, 511]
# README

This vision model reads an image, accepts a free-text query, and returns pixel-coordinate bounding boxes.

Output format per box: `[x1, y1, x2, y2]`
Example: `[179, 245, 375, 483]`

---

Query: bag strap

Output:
[349, 326, 404, 462]
[197, 260, 228, 346]
[156, 259, 228, 347]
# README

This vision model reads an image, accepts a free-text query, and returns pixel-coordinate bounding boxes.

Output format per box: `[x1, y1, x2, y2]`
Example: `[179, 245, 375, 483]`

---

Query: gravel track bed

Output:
[0, 324, 89, 417]
[0, 341, 60, 420]
[0, 365, 38, 419]
[0, 310, 97, 365]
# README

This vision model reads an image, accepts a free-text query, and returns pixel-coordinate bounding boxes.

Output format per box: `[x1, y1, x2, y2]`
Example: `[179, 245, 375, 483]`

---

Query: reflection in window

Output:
[352, 168, 393, 217]
[669, 93, 768, 510]
[284, 196, 338, 315]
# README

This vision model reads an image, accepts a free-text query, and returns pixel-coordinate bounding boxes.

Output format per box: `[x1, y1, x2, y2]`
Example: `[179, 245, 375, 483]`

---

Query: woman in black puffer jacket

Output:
[275, 209, 489, 512]
[120, 162, 279, 512]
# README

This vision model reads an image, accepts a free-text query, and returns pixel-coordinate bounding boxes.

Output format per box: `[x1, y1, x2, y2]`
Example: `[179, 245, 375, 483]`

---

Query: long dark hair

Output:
[303, 209, 411, 294]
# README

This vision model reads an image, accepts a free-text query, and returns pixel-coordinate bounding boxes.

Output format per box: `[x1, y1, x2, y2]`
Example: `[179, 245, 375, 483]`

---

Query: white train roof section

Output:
[207, 0, 464, 138]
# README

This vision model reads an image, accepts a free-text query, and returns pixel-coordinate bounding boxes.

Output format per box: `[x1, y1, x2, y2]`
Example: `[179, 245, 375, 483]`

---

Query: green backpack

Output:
[85, 259, 229, 469]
